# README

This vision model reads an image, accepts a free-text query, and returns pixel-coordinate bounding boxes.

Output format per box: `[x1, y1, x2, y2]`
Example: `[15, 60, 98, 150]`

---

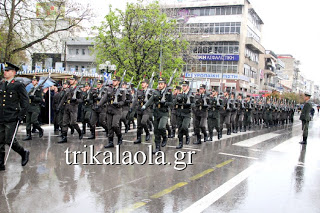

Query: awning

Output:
[17, 69, 102, 79]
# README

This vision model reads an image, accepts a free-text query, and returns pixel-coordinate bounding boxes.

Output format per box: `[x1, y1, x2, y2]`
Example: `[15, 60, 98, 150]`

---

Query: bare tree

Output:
[0, 0, 93, 63]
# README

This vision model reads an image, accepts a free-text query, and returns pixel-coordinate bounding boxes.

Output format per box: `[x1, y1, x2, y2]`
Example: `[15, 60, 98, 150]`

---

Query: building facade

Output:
[61, 37, 96, 72]
[163, 0, 265, 94]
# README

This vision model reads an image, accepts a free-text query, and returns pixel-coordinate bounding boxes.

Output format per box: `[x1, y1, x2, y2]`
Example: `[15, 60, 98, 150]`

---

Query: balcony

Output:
[62, 54, 95, 63]
[264, 69, 276, 76]
[185, 34, 240, 42]
[246, 37, 265, 54]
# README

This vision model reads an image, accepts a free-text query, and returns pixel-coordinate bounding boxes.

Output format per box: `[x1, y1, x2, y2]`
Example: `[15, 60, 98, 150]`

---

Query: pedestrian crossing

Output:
[233, 132, 280, 147]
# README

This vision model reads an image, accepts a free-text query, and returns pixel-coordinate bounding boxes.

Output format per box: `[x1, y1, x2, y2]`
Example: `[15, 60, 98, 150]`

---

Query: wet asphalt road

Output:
[1, 114, 320, 213]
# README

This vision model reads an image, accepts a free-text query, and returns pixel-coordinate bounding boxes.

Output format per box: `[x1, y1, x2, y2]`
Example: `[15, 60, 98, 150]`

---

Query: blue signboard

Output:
[198, 54, 239, 61]
[185, 72, 250, 82]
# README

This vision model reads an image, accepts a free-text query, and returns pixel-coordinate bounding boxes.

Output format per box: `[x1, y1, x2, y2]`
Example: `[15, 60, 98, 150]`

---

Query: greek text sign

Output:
[197, 54, 239, 61]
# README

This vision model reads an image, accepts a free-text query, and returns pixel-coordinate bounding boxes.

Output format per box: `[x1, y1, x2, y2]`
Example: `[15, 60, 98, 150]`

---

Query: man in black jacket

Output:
[0, 62, 30, 171]
[299, 93, 313, 144]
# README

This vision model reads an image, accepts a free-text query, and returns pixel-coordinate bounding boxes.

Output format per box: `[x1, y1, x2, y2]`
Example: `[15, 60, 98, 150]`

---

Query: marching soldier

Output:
[142, 77, 173, 153]
[207, 89, 221, 141]
[244, 95, 253, 131]
[127, 84, 137, 130]
[23, 75, 44, 140]
[169, 86, 181, 138]
[193, 84, 208, 144]
[133, 78, 152, 144]
[264, 98, 273, 128]
[174, 80, 194, 149]
[0, 62, 30, 171]
[120, 81, 132, 133]
[220, 91, 232, 136]
[236, 93, 245, 132]
[81, 82, 93, 135]
[89, 80, 108, 139]
[52, 84, 60, 131]
[257, 99, 264, 125]
[230, 92, 237, 133]
[299, 93, 313, 144]
[58, 75, 83, 143]
[102, 76, 126, 148]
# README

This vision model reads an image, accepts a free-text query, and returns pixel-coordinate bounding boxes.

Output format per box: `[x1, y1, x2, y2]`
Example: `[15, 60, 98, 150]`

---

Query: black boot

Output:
[161, 135, 167, 147]
[74, 125, 83, 140]
[218, 130, 222, 140]
[171, 128, 176, 138]
[54, 125, 59, 132]
[58, 133, 67, 143]
[82, 123, 86, 134]
[299, 137, 307, 144]
[193, 134, 201, 144]
[34, 124, 43, 138]
[243, 126, 246, 132]
[208, 132, 213, 141]
[152, 143, 161, 154]
[19, 149, 30, 166]
[145, 129, 151, 142]
[176, 136, 183, 149]
[167, 126, 173, 138]
[227, 128, 231, 135]
[125, 123, 129, 133]
[134, 133, 142, 144]
[88, 127, 95, 139]
[0, 152, 5, 171]
[240, 126, 244, 132]
[186, 134, 190, 145]
[23, 130, 32, 141]
[105, 137, 114, 148]
[70, 125, 75, 135]
[117, 134, 123, 145]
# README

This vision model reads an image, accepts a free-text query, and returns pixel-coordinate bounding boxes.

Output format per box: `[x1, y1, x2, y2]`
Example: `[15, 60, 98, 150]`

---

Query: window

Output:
[68, 49, 72, 55]
[182, 60, 238, 74]
[178, 22, 241, 35]
[76, 49, 79, 55]
[82, 49, 85, 55]
[75, 65, 78, 71]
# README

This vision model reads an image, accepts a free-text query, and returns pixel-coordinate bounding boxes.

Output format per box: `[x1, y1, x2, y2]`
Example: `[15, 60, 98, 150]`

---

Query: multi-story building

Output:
[277, 54, 301, 93]
[162, 0, 265, 94]
[61, 37, 96, 72]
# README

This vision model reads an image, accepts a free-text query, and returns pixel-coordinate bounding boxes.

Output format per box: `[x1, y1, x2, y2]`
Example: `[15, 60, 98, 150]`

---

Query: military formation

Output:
[0, 62, 309, 172]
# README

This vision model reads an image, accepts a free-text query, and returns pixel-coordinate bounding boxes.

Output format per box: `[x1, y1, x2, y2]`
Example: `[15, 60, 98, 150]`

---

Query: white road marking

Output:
[271, 136, 301, 152]
[233, 132, 280, 147]
[181, 163, 261, 213]
[218, 152, 258, 160]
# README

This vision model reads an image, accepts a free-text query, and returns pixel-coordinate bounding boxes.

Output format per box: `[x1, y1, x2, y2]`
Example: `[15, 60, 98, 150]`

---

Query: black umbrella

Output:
[15, 77, 32, 86]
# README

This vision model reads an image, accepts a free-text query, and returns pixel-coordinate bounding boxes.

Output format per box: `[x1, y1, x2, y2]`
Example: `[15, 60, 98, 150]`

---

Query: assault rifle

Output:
[29, 76, 49, 96]
[186, 77, 194, 105]
[144, 72, 155, 103]
[160, 69, 177, 102]
[114, 70, 127, 104]
[71, 73, 84, 100]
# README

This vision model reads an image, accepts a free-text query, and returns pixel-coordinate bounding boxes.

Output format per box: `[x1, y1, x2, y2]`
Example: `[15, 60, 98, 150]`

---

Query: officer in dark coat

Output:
[236, 93, 245, 132]
[143, 77, 173, 153]
[0, 62, 30, 171]
[192, 84, 208, 144]
[101, 76, 126, 148]
[174, 80, 194, 149]
[58, 75, 83, 143]
[52, 84, 61, 131]
[23, 75, 44, 140]
[299, 93, 313, 144]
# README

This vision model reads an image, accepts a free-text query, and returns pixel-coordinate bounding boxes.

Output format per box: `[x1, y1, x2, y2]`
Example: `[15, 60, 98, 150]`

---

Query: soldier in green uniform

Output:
[0, 62, 30, 171]
[58, 75, 83, 143]
[244, 95, 253, 131]
[81, 82, 93, 135]
[133, 78, 152, 144]
[169, 86, 180, 138]
[299, 93, 313, 144]
[207, 90, 221, 141]
[23, 75, 44, 140]
[142, 77, 173, 153]
[174, 80, 194, 149]
[89, 80, 109, 139]
[120, 81, 132, 133]
[193, 84, 208, 144]
[236, 93, 245, 132]
[230, 92, 237, 133]
[102, 76, 126, 148]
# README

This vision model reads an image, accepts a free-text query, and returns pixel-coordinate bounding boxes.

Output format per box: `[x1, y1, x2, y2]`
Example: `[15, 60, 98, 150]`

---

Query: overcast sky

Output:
[84, 0, 320, 84]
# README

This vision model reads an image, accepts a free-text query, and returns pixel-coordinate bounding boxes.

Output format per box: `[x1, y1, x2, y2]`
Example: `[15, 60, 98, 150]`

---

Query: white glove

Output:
[141, 105, 146, 110]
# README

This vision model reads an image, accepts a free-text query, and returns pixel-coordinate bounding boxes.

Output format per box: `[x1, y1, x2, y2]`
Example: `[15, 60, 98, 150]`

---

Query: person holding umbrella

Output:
[0, 62, 30, 171]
